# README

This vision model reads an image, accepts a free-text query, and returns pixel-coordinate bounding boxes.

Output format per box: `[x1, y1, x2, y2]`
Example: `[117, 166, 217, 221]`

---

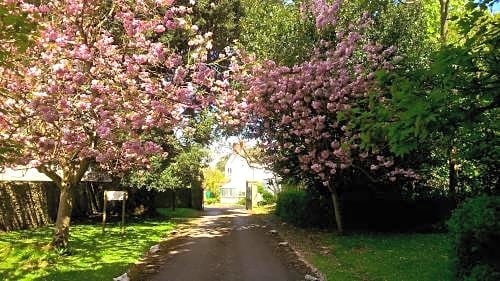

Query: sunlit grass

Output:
[0, 219, 175, 281]
[251, 204, 275, 215]
[313, 233, 452, 281]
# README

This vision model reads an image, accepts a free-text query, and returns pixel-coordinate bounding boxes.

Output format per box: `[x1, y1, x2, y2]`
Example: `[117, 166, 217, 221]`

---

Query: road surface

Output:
[131, 206, 305, 281]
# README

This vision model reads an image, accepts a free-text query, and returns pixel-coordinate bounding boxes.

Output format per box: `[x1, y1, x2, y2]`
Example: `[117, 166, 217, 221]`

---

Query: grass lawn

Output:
[251, 204, 276, 215]
[0, 219, 175, 281]
[155, 207, 201, 219]
[313, 232, 452, 281]
[266, 203, 453, 281]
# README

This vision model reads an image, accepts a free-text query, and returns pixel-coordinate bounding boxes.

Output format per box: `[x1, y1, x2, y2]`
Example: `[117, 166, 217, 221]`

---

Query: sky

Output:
[492, 2, 500, 13]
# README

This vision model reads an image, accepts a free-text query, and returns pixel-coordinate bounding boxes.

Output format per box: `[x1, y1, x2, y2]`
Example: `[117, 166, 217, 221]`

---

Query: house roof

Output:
[0, 167, 52, 182]
[0, 166, 112, 182]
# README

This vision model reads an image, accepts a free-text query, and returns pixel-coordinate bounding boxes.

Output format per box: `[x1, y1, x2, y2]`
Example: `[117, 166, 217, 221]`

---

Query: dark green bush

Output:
[275, 189, 308, 226]
[463, 265, 500, 281]
[275, 189, 332, 228]
[447, 195, 500, 280]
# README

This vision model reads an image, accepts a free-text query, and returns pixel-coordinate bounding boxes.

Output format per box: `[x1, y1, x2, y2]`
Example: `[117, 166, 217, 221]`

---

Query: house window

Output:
[220, 188, 243, 198]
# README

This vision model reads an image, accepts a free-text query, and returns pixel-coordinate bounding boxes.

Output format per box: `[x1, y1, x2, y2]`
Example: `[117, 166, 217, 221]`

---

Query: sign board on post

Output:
[106, 191, 127, 201]
[102, 191, 128, 235]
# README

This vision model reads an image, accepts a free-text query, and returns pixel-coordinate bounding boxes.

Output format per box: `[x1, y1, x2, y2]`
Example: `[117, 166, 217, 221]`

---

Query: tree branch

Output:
[351, 163, 379, 183]
[37, 165, 62, 188]
[72, 159, 90, 186]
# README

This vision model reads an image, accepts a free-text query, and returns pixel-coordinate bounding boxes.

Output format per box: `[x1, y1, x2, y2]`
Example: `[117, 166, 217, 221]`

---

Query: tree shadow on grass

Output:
[1, 219, 175, 281]
[31, 262, 128, 281]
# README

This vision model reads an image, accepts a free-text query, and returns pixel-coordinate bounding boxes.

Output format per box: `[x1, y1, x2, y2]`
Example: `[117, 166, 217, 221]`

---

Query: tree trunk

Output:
[439, 0, 450, 44]
[329, 186, 344, 235]
[191, 176, 203, 210]
[52, 182, 73, 249]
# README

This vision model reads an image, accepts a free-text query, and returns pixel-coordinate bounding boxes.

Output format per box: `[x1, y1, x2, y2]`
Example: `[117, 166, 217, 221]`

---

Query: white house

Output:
[219, 149, 277, 204]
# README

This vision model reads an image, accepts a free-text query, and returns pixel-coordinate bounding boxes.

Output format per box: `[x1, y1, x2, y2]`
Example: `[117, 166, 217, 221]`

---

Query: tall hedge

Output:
[447, 196, 500, 281]
[275, 189, 333, 228]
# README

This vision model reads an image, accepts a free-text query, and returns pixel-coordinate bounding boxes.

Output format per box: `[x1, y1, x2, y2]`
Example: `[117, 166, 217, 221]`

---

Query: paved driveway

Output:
[131, 206, 304, 281]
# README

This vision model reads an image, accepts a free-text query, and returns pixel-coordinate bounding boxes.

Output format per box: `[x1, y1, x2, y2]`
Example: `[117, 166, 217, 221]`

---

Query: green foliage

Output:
[205, 197, 219, 205]
[157, 0, 243, 58]
[447, 196, 500, 280]
[237, 197, 246, 205]
[463, 265, 500, 281]
[189, 0, 244, 52]
[183, 110, 218, 146]
[125, 145, 209, 191]
[275, 189, 331, 228]
[160, 146, 209, 190]
[275, 189, 308, 226]
[313, 233, 452, 281]
[239, 0, 317, 66]
[203, 167, 226, 199]
[361, 3, 499, 193]
[215, 154, 229, 172]
[337, 0, 439, 69]
[0, 5, 36, 64]
[256, 183, 275, 205]
[0, 220, 175, 281]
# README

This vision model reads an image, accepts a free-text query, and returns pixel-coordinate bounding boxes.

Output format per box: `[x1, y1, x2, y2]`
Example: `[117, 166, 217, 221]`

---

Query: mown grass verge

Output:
[0, 219, 175, 281]
[155, 207, 201, 219]
[268, 201, 452, 281]
[312, 232, 452, 281]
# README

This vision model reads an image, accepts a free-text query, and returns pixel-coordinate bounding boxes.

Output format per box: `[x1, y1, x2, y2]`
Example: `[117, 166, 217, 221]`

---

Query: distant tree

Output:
[203, 168, 226, 198]
[215, 154, 230, 172]
[125, 145, 209, 210]
[239, 0, 317, 66]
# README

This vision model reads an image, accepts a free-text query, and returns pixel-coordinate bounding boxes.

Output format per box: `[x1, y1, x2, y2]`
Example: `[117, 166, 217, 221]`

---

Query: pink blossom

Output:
[154, 25, 166, 33]
[311, 163, 322, 173]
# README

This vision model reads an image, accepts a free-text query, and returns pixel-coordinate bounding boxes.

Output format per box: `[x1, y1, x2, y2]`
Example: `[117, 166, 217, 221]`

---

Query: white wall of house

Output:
[220, 153, 276, 204]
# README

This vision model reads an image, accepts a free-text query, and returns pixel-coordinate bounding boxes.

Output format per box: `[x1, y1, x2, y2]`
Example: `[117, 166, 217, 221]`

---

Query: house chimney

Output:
[232, 141, 245, 154]
[232, 142, 241, 153]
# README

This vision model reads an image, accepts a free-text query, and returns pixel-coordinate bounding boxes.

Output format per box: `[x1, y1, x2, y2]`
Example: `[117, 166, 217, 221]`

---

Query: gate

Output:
[245, 181, 259, 210]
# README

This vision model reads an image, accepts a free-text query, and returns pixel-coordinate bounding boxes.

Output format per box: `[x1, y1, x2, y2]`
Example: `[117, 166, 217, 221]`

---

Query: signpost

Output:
[102, 191, 128, 234]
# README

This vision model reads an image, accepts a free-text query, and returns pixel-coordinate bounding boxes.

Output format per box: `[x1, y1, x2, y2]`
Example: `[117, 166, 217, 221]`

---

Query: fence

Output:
[0, 182, 195, 231]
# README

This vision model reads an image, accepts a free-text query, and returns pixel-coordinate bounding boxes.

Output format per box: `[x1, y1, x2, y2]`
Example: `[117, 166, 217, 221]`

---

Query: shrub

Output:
[463, 265, 500, 281]
[275, 189, 308, 226]
[237, 197, 246, 205]
[205, 197, 219, 205]
[257, 184, 276, 206]
[261, 191, 276, 205]
[275, 189, 332, 228]
[447, 195, 500, 280]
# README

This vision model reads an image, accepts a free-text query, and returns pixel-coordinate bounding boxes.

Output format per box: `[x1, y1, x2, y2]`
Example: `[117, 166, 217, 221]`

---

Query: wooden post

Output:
[246, 181, 252, 210]
[121, 193, 127, 235]
[102, 192, 107, 234]
[102, 190, 127, 235]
